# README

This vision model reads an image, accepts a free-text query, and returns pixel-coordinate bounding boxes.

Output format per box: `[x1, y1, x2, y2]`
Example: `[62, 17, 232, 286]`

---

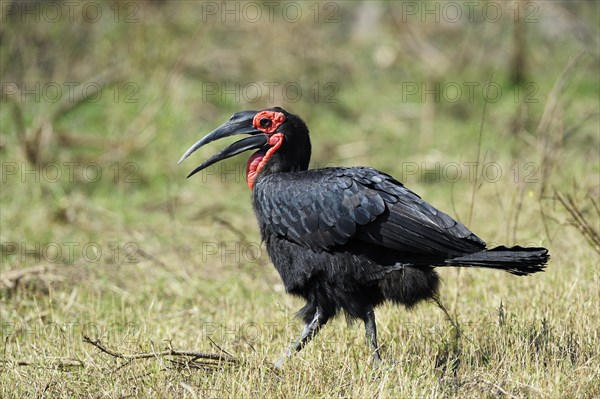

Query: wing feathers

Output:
[253, 167, 485, 255]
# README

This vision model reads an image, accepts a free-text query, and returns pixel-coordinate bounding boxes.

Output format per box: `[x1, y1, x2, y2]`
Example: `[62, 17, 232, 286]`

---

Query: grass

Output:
[1, 1, 599, 398]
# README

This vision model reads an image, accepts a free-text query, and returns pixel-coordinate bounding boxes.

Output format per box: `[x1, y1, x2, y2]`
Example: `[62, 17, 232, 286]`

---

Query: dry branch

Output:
[0, 264, 55, 290]
[554, 190, 600, 255]
[1, 358, 84, 369]
[82, 336, 238, 368]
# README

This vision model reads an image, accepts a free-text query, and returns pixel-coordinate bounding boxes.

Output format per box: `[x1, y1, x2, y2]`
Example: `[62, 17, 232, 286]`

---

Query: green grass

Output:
[1, 1, 599, 398]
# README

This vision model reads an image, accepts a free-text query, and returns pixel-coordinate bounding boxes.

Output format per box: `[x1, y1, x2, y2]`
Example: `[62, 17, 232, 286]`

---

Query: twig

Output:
[482, 379, 519, 399]
[589, 194, 600, 217]
[1, 264, 52, 280]
[511, 184, 526, 243]
[539, 196, 553, 244]
[536, 51, 585, 196]
[135, 247, 170, 271]
[167, 358, 225, 371]
[8, 96, 26, 139]
[449, 183, 461, 224]
[0, 264, 55, 290]
[554, 190, 600, 254]
[82, 335, 237, 363]
[432, 295, 460, 336]
[536, 51, 585, 138]
[1, 358, 84, 369]
[212, 216, 249, 243]
[467, 76, 491, 227]
[206, 336, 236, 359]
[51, 69, 124, 121]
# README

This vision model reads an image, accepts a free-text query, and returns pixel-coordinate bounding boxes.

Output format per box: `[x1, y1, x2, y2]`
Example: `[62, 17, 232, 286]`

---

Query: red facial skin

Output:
[252, 111, 286, 134]
[246, 111, 286, 189]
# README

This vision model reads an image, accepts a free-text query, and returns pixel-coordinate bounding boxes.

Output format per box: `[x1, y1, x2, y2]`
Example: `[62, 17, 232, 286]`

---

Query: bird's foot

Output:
[274, 348, 293, 370]
[372, 351, 382, 366]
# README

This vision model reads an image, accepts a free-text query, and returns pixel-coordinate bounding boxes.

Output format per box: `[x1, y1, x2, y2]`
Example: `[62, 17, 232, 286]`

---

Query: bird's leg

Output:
[275, 309, 326, 369]
[363, 309, 382, 364]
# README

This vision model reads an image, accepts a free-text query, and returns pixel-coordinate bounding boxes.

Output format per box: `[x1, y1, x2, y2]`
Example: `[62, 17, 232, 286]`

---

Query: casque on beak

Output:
[178, 110, 269, 178]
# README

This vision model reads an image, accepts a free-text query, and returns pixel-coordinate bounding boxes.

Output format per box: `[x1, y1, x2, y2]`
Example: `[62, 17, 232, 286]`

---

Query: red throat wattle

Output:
[246, 133, 284, 189]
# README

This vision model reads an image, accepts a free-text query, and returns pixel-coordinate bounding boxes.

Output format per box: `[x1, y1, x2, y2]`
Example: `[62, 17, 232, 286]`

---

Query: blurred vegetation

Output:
[1, 1, 599, 397]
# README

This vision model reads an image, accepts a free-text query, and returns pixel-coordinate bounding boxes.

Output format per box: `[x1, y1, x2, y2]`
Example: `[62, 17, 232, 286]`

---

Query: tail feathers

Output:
[446, 246, 549, 276]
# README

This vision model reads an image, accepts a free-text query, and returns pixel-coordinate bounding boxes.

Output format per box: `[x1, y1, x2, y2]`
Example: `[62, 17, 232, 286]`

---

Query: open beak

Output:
[178, 110, 268, 178]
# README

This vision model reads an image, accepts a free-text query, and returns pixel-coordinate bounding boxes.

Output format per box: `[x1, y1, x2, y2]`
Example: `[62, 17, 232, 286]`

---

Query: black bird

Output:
[179, 107, 549, 367]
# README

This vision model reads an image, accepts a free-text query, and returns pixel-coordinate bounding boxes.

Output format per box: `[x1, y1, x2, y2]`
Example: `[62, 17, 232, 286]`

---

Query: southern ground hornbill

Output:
[179, 107, 549, 367]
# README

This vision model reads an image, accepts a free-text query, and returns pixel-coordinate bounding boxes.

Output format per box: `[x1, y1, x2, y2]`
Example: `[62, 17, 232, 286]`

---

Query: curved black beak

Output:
[178, 110, 268, 178]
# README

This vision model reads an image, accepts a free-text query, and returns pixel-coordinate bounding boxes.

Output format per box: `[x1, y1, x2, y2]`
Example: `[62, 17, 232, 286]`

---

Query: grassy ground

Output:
[1, 1, 599, 397]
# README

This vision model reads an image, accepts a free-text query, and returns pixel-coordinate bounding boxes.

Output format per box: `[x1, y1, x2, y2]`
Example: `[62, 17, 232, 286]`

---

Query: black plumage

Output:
[180, 107, 549, 367]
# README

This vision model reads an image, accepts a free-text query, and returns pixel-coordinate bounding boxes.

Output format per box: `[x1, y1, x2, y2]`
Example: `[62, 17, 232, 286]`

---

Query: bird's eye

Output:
[259, 118, 272, 128]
